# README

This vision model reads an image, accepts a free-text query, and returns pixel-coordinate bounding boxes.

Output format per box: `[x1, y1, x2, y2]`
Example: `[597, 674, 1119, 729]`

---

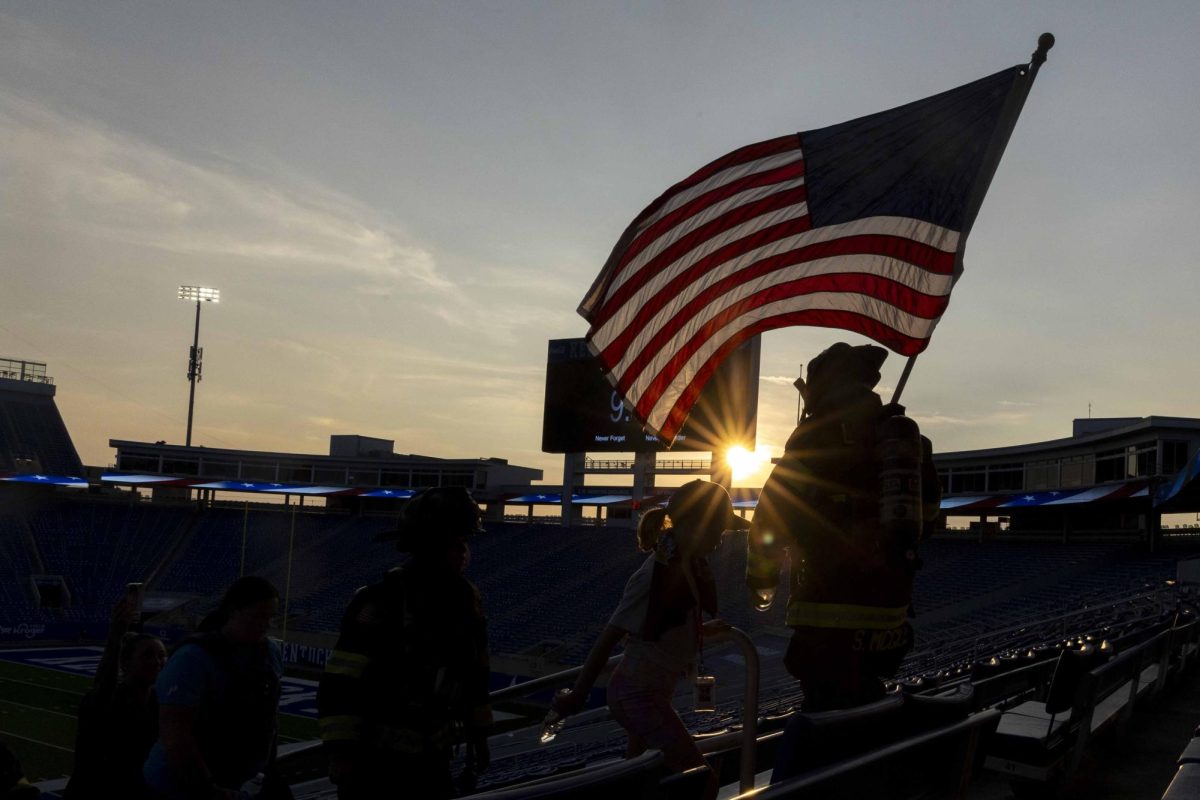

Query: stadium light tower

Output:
[177, 286, 219, 447]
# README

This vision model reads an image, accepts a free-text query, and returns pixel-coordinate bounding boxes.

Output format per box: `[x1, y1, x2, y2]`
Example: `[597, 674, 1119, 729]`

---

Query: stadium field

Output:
[0, 646, 320, 783]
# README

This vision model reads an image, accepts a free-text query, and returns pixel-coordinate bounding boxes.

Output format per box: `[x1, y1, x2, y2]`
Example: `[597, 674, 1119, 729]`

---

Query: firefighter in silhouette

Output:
[318, 487, 492, 799]
[746, 342, 940, 711]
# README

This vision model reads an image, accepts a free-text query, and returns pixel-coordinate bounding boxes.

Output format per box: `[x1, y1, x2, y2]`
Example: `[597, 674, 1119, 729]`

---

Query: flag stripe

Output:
[592, 209, 813, 349]
[631, 281, 948, 421]
[612, 258, 953, 392]
[608, 178, 809, 300]
[643, 150, 806, 234]
[599, 150, 808, 310]
[590, 213, 958, 348]
[625, 135, 804, 231]
[599, 234, 957, 378]
[648, 304, 931, 435]
[595, 185, 811, 320]
[611, 161, 807, 287]
[579, 142, 805, 320]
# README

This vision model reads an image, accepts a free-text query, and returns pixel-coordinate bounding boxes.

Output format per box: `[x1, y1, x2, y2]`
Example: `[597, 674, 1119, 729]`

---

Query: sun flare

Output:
[725, 445, 771, 481]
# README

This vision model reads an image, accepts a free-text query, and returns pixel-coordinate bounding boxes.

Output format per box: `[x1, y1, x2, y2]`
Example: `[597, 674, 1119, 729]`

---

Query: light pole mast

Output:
[177, 286, 219, 447]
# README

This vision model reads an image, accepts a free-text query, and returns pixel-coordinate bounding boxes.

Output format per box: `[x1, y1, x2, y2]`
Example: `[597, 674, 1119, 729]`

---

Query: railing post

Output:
[705, 626, 760, 795]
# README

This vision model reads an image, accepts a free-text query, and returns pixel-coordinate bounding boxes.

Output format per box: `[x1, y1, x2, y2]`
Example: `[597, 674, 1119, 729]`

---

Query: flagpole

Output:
[890, 356, 917, 407]
[793, 367, 804, 423]
[1028, 32, 1055, 78]
[891, 33, 1054, 409]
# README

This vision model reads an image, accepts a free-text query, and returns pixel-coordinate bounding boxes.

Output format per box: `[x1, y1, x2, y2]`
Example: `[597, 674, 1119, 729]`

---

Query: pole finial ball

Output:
[1038, 33, 1055, 52]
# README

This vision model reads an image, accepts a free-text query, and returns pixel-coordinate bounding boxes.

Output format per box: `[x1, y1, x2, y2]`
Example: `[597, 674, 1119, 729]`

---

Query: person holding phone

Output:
[65, 585, 167, 799]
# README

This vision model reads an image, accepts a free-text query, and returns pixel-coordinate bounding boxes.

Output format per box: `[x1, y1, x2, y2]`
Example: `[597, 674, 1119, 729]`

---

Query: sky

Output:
[2, 2, 1198, 488]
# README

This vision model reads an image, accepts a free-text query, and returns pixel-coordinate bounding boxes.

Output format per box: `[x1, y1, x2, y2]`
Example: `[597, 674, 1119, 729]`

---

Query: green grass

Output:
[0, 660, 85, 781]
[279, 712, 319, 744]
[0, 659, 320, 783]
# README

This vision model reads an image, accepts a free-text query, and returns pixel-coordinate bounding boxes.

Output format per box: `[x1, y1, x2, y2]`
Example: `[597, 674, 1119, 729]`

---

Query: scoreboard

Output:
[541, 337, 759, 453]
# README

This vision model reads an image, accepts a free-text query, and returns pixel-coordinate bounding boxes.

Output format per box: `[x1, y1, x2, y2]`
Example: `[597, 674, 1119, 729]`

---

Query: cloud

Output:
[355, 257, 583, 342]
[997, 399, 1037, 407]
[305, 415, 358, 430]
[385, 351, 544, 386]
[462, 264, 581, 300]
[760, 375, 798, 386]
[909, 411, 1032, 427]
[263, 338, 333, 360]
[0, 90, 450, 292]
[433, 298, 578, 339]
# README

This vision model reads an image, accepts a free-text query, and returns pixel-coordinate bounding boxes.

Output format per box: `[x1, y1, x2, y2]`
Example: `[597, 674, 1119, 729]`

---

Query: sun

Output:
[725, 445, 771, 481]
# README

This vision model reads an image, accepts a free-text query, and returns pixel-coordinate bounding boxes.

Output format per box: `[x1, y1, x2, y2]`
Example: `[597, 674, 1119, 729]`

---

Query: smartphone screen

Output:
[126, 582, 145, 628]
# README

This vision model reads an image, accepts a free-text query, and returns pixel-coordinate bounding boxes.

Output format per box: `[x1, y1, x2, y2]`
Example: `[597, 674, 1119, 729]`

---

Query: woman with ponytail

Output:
[552, 480, 747, 798]
[635, 507, 668, 553]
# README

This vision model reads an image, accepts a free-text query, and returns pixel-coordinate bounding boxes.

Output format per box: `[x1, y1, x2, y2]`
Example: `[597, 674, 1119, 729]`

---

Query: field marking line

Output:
[0, 676, 84, 696]
[0, 728, 74, 753]
[0, 697, 77, 719]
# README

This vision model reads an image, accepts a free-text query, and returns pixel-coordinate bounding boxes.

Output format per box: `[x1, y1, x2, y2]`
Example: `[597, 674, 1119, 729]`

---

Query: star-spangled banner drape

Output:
[579, 62, 1038, 444]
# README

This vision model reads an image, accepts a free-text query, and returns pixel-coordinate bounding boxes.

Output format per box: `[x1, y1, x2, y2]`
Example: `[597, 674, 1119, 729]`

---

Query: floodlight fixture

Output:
[177, 285, 221, 446]
[178, 285, 220, 303]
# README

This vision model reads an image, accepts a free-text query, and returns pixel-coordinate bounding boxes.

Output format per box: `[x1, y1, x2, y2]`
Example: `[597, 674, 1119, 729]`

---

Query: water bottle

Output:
[751, 586, 776, 611]
[539, 689, 570, 743]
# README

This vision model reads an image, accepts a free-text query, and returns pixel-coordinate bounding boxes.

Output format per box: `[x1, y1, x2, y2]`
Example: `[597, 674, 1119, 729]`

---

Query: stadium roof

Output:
[934, 415, 1200, 463]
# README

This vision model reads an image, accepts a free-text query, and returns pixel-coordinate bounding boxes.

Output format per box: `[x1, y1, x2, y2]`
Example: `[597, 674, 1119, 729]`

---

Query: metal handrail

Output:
[488, 654, 621, 703]
[487, 625, 761, 796]
[707, 626, 760, 795]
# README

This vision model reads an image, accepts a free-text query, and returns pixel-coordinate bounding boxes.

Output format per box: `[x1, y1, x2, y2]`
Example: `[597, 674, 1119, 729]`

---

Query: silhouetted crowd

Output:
[4, 341, 938, 800]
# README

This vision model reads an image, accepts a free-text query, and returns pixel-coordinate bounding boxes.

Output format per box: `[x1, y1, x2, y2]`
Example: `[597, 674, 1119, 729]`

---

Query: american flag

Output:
[580, 65, 1036, 443]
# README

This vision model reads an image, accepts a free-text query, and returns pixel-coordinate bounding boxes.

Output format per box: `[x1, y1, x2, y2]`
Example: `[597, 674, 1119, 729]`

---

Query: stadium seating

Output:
[0, 392, 83, 475]
[0, 511, 38, 614]
[6, 491, 1200, 798]
[982, 620, 1198, 794]
[26, 500, 187, 616]
[0, 497, 1190, 664]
